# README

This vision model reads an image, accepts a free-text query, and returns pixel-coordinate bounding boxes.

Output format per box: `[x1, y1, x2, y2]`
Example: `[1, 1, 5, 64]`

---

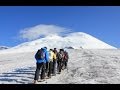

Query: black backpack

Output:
[58, 52, 64, 60]
[35, 49, 45, 60]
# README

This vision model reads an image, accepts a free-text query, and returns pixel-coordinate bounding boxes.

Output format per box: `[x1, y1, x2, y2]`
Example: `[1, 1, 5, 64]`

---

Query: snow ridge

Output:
[0, 32, 116, 54]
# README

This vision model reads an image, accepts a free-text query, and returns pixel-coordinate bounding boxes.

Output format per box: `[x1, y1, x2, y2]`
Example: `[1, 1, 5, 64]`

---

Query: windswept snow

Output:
[0, 49, 120, 84]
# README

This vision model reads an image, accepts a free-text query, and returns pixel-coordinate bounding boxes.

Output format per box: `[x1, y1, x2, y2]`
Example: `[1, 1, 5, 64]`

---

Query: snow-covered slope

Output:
[0, 32, 116, 54]
[0, 49, 120, 84]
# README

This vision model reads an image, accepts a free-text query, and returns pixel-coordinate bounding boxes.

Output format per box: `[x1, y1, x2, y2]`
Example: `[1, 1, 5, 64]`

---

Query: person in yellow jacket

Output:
[47, 49, 56, 78]
[52, 48, 57, 76]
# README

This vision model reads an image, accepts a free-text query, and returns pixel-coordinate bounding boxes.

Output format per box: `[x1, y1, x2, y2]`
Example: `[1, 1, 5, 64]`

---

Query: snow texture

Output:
[0, 32, 118, 84]
[0, 49, 120, 84]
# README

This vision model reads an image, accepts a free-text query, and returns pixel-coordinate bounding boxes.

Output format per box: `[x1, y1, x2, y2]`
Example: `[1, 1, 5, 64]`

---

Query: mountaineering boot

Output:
[38, 78, 46, 82]
[33, 80, 38, 84]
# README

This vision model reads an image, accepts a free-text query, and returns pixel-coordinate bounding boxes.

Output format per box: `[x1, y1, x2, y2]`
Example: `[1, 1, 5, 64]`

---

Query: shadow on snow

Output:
[0, 67, 36, 84]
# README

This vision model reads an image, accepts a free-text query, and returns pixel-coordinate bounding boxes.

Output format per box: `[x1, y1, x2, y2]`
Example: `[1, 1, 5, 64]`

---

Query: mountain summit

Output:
[13, 32, 117, 50]
[0, 32, 117, 53]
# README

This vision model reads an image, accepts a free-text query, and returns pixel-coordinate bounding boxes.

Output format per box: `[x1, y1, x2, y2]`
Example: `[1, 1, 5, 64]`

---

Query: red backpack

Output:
[64, 51, 68, 60]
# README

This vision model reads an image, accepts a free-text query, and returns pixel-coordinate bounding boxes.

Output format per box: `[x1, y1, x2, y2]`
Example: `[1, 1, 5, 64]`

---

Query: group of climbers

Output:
[33, 47, 69, 84]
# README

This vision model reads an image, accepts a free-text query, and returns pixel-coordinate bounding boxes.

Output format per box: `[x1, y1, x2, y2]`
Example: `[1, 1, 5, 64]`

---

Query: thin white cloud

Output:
[19, 24, 71, 41]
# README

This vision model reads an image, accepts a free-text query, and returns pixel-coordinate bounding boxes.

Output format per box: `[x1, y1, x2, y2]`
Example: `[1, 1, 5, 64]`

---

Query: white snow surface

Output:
[0, 49, 120, 84]
[0, 32, 116, 54]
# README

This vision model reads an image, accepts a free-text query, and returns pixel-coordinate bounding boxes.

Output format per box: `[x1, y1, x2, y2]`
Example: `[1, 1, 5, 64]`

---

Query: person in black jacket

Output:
[63, 50, 69, 69]
[57, 49, 64, 74]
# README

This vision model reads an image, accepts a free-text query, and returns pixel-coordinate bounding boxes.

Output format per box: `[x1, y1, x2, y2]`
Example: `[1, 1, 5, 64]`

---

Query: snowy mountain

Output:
[0, 32, 116, 53]
[0, 32, 119, 84]
[0, 46, 9, 50]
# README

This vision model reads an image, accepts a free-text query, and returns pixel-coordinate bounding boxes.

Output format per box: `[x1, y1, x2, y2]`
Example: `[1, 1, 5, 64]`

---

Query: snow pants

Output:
[52, 60, 57, 75]
[48, 61, 53, 77]
[34, 62, 45, 80]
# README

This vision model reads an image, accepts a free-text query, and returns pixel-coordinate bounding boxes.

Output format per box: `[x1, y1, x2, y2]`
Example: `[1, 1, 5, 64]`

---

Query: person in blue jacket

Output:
[33, 47, 49, 84]
[43, 47, 49, 77]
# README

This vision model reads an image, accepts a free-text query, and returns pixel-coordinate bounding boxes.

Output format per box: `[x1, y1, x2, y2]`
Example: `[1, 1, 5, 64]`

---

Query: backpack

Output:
[58, 52, 64, 60]
[35, 49, 45, 60]
[64, 52, 68, 60]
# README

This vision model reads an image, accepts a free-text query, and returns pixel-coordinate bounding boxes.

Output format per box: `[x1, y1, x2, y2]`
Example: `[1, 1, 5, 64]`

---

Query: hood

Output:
[42, 47, 47, 52]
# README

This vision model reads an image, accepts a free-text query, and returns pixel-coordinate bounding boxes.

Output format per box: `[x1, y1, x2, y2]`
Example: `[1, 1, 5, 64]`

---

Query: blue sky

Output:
[0, 6, 119, 48]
